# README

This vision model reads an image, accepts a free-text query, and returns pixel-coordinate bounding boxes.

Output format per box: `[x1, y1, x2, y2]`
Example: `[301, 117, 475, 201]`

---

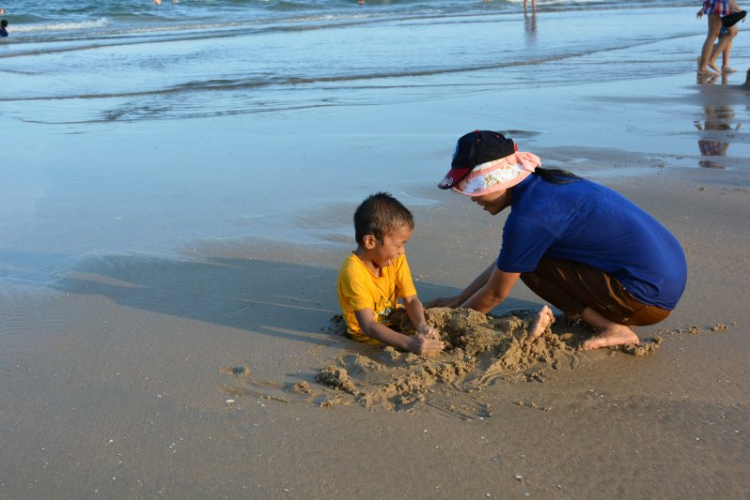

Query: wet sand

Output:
[2, 65, 750, 500]
[2, 165, 749, 498]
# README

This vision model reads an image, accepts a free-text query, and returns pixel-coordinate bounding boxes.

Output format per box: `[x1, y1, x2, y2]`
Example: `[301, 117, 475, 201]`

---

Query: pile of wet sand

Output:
[219, 307, 670, 418]
[311, 308, 661, 414]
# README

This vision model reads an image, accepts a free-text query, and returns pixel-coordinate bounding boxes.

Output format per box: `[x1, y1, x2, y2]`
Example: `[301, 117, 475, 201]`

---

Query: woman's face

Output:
[470, 188, 512, 215]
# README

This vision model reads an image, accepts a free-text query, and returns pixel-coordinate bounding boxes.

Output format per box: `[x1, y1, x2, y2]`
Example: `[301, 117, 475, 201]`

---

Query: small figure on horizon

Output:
[697, 0, 746, 75]
[524, 0, 536, 14]
[0, 19, 8, 37]
[154, 0, 162, 4]
[0, 8, 5, 15]
[337, 192, 445, 358]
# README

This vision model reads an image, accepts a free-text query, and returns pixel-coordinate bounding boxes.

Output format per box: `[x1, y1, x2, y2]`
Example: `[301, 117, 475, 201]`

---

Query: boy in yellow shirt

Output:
[337, 192, 444, 358]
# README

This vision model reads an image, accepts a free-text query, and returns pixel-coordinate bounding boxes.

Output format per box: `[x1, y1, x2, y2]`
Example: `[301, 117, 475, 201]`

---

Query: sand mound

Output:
[220, 308, 680, 418]
[314, 307, 588, 414]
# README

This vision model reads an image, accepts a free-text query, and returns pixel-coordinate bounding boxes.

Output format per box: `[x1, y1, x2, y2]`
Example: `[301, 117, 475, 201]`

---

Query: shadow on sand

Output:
[2, 250, 543, 345]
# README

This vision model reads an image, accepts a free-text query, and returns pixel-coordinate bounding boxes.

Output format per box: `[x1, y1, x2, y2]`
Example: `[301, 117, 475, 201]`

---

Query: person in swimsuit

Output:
[697, 0, 744, 75]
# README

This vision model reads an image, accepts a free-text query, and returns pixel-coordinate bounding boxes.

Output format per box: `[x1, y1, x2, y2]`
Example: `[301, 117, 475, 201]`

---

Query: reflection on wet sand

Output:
[525, 11, 537, 42]
[694, 104, 741, 169]
[697, 72, 727, 86]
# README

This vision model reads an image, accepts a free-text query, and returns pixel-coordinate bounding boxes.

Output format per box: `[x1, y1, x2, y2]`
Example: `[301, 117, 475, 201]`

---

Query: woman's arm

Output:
[461, 267, 521, 314]
[425, 262, 497, 308]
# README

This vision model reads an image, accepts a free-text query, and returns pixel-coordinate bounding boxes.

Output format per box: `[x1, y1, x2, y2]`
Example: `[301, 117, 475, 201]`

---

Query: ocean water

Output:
[2, 0, 702, 124]
[1, 0, 748, 284]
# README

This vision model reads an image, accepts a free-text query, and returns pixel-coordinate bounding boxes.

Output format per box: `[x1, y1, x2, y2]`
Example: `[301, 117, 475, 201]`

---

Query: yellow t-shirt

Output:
[337, 252, 418, 342]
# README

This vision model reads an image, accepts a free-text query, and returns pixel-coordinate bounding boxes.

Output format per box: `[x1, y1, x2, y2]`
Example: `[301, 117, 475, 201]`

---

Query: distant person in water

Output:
[524, 0, 536, 13]
[0, 19, 8, 37]
[697, 0, 746, 75]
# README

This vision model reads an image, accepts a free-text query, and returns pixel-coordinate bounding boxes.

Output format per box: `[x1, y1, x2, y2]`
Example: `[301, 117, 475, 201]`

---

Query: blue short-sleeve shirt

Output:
[497, 175, 687, 310]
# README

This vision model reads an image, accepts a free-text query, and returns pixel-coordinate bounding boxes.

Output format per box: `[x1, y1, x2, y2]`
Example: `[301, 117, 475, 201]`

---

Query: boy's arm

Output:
[402, 295, 439, 338]
[354, 308, 444, 357]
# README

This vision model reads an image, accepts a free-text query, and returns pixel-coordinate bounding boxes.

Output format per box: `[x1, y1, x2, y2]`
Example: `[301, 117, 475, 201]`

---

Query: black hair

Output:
[532, 166, 583, 184]
[354, 192, 414, 245]
[1, 20, 7, 27]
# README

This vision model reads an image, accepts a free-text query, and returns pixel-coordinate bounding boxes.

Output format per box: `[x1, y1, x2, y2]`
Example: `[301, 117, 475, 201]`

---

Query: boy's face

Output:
[364, 225, 413, 269]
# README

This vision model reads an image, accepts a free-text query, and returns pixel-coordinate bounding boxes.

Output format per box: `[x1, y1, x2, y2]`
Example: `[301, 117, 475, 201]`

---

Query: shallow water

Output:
[2, 1, 705, 123]
[1, 1, 749, 283]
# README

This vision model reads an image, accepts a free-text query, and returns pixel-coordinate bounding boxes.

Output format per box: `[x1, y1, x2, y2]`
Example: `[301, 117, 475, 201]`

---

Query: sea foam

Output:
[11, 18, 109, 33]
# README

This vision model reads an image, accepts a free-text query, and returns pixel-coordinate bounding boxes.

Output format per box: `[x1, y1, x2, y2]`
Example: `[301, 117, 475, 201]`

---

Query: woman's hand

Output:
[424, 296, 462, 308]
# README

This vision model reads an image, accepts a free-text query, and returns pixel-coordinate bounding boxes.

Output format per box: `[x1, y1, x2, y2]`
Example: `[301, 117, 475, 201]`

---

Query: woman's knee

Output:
[626, 305, 671, 326]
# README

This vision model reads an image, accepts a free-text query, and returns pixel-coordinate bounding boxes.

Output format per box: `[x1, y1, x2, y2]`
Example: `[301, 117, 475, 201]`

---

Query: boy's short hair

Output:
[354, 192, 414, 245]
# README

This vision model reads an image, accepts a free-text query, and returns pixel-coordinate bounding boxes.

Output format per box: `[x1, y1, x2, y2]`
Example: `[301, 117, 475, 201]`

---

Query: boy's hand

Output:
[408, 334, 445, 358]
[418, 324, 441, 340]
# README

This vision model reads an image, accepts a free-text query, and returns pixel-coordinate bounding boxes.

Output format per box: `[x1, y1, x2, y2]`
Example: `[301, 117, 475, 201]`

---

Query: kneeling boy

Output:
[337, 192, 444, 358]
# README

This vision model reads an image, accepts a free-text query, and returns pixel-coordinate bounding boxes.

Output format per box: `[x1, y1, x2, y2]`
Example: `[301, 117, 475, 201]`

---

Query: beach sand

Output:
[3, 167, 750, 498]
[2, 27, 750, 500]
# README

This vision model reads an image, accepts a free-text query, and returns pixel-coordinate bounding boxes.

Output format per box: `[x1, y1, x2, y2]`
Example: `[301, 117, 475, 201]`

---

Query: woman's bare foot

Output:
[527, 305, 555, 343]
[580, 324, 639, 350]
[722, 66, 738, 73]
[579, 306, 639, 351]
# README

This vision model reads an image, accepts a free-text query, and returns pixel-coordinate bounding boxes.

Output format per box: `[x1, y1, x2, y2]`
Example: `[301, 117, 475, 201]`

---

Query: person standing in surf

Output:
[697, 0, 745, 75]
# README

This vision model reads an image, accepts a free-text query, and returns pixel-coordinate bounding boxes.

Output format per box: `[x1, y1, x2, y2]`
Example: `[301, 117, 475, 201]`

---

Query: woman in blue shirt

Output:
[429, 130, 688, 350]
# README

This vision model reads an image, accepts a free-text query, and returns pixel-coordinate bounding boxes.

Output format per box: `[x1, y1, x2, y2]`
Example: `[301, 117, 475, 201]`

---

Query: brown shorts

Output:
[520, 257, 671, 327]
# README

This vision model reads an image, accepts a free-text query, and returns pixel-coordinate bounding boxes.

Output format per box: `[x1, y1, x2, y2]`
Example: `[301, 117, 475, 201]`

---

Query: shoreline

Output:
[1, 169, 749, 498]
[2, 3, 750, 496]
[3, 75, 749, 280]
